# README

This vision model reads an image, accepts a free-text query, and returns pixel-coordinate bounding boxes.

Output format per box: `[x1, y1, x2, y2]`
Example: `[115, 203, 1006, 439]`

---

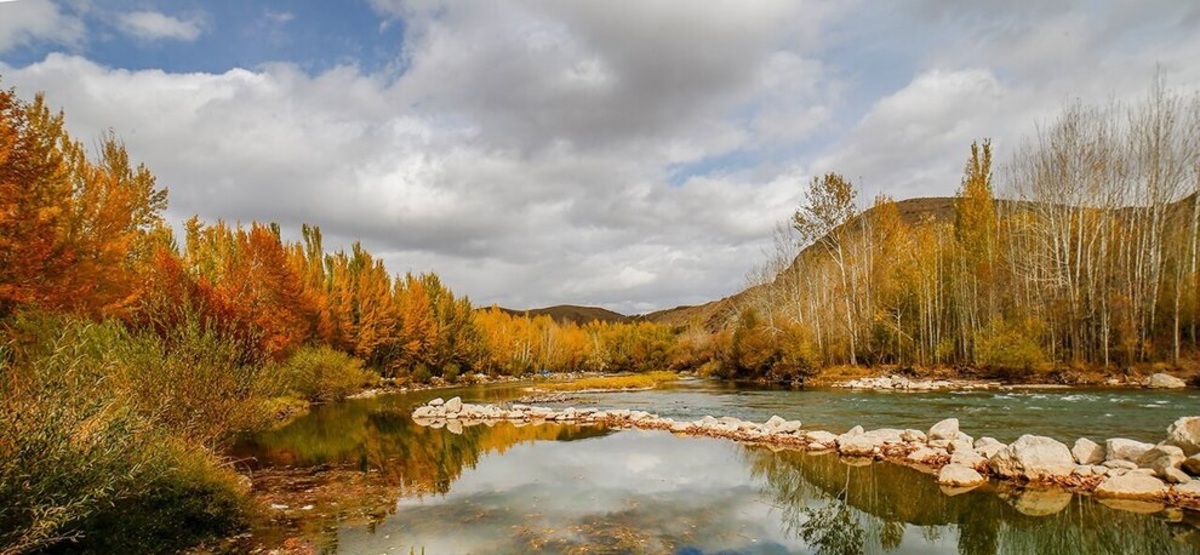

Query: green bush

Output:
[0, 312, 255, 554]
[280, 346, 375, 403]
[974, 317, 1047, 375]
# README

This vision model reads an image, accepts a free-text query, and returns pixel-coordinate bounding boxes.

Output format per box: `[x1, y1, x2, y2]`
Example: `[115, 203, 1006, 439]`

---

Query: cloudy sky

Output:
[2, 0, 1198, 314]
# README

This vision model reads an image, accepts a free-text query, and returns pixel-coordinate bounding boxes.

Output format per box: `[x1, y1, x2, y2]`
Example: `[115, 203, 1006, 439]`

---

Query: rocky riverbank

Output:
[411, 397, 1200, 512]
[831, 371, 1189, 391]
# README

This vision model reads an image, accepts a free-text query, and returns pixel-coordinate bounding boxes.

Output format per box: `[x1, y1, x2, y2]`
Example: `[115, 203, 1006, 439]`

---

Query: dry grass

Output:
[538, 371, 679, 392]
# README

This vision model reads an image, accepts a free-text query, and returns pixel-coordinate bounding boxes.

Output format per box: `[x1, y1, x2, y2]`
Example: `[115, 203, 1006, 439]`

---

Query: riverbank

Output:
[411, 397, 1200, 514]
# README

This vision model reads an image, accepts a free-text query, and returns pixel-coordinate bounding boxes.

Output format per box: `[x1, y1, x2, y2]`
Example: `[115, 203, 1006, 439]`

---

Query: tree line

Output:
[714, 81, 1200, 380]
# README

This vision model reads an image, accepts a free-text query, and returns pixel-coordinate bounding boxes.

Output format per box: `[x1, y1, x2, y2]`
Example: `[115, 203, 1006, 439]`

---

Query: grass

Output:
[538, 371, 679, 392]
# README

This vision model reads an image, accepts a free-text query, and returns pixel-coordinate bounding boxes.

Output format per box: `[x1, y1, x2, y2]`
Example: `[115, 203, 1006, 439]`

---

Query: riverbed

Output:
[231, 380, 1200, 553]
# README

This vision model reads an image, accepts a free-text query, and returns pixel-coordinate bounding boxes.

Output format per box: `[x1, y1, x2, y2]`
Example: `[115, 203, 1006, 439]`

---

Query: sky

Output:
[2, 0, 1199, 314]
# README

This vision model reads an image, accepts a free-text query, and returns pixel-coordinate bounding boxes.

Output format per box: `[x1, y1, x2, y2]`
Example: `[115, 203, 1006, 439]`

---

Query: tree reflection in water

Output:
[745, 445, 1200, 554]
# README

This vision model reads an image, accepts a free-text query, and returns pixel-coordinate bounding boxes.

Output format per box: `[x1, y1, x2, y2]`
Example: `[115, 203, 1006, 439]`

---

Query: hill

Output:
[488, 304, 631, 325]
[645, 196, 960, 330]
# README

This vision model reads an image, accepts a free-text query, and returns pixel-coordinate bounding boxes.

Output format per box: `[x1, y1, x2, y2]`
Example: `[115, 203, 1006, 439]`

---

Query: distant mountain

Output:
[488, 304, 631, 325]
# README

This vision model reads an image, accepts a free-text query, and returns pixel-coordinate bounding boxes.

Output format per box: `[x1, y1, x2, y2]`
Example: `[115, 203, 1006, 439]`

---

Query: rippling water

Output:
[232, 380, 1200, 554]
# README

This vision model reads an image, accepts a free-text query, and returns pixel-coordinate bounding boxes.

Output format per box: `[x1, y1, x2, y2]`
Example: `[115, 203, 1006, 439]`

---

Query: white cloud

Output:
[0, 0, 83, 52]
[5, 1, 1200, 313]
[117, 10, 205, 42]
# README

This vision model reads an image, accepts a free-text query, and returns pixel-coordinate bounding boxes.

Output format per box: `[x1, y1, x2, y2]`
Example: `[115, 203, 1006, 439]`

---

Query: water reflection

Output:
[232, 386, 1200, 553]
[746, 446, 1200, 555]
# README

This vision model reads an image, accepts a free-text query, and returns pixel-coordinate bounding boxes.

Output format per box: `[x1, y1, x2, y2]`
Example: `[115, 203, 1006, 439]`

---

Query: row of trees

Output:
[727, 82, 1200, 377]
[0, 86, 679, 384]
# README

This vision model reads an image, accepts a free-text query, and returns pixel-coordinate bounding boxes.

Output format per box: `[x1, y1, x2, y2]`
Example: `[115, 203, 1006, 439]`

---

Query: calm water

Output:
[233, 381, 1200, 554]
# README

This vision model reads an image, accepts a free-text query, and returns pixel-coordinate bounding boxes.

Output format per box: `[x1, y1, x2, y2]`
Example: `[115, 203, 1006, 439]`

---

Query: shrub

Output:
[974, 317, 1046, 375]
[280, 346, 375, 403]
[0, 312, 255, 553]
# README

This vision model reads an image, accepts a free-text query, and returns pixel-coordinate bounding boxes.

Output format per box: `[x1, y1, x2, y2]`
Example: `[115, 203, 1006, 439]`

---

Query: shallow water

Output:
[232, 381, 1200, 554]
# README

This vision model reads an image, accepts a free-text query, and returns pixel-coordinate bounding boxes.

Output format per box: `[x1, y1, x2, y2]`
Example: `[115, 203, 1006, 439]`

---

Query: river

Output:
[231, 379, 1200, 554]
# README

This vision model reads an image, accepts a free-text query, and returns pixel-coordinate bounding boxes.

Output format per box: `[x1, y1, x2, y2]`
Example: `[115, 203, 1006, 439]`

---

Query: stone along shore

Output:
[411, 397, 1200, 511]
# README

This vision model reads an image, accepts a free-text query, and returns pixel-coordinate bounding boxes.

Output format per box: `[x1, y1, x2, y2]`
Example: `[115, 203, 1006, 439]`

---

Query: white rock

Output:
[444, 397, 463, 414]
[1162, 467, 1191, 484]
[412, 406, 434, 418]
[806, 431, 838, 444]
[764, 415, 787, 430]
[837, 434, 879, 457]
[928, 418, 959, 442]
[1094, 473, 1168, 500]
[1172, 480, 1200, 501]
[974, 437, 1007, 459]
[428, 397, 445, 407]
[1138, 445, 1185, 475]
[901, 429, 928, 443]
[906, 447, 942, 464]
[1071, 438, 1105, 465]
[938, 464, 986, 487]
[948, 440, 974, 454]
[951, 450, 988, 470]
[988, 434, 1075, 481]
[1145, 373, 1187, 389]
[1103, 459, 1139, 470]
[1106, 438, 1155, 463]
[846, 425, 864, 436]
[861, 428, 904, 445]
[1166, 417, 1200, 456]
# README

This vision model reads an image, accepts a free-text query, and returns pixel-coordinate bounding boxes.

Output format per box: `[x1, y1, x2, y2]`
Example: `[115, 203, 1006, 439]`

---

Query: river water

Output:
[232, 380, 1200, 554]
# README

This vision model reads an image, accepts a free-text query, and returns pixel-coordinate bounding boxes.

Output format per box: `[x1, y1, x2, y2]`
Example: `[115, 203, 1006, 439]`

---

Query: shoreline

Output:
[411, 397, 1200, 514]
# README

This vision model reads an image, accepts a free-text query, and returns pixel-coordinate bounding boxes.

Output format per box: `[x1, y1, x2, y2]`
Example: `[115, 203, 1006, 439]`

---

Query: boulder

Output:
[806, 431, 838, 444]
[906, 447, 942, 464]
[1145, 373, 1187, 389]
[988, 435, 1075, 481]
[1071, 438, 1105, 465]
[861, 428, 904, 445]
[901, 429, 928, 443]
[928, 418, 960, 442]
[1162, 467, 1191, 484]
[1103, 459, 1139, 470]
[948, 439, 974, 454]
[1094, 473, 1168, 500]
[950, 449, 988, 470]
[412, 406, 434, 418]
[1183, 454, 1200, 475]
[974, 437, 1007, 459]
[846, 425, 865, 436]
[1172, 480, 1200, 504]
[938, 464, 986, 487]
[837, 434, 879, 457]
[1166, 417, 1200, 456]
[444, 397, 463, 414]
[764, 415, 787, 430]
[428, 397, 445, 407]
[1106, 438, 1155, 463]
[776, 420, 804, 434]
[1138, 445, 1185, 475]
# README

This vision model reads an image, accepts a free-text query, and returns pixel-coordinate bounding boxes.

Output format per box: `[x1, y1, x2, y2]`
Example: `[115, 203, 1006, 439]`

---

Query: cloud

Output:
[4, 1, 1200, 313]
[0, 0, 83, 52]
[117, 10, 205, 42]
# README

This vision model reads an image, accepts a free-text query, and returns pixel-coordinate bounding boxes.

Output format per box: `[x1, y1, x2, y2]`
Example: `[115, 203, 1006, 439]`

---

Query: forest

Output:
[2, 79, 1199, 552]
[688, 82, 1200, 383]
